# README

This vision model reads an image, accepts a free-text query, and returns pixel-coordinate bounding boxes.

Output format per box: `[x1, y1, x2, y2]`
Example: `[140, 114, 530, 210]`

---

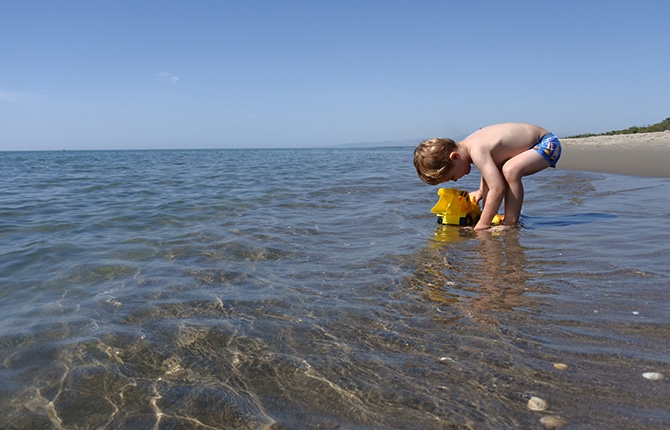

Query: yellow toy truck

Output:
[431, 188, 503, 227]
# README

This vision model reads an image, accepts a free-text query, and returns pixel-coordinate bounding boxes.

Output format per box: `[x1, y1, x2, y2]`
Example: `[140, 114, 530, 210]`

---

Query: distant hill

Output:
[568, 117, 670, 138]
[337, 138, 419, 148]
[338, 134, 470, 148]
[340, 117, 670, 146]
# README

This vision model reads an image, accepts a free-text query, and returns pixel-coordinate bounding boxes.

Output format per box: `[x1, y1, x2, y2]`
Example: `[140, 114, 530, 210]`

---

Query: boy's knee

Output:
[502, 163, 522, 182]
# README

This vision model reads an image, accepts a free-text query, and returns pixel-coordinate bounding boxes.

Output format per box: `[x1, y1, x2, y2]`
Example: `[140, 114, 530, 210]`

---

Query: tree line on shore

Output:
[569, 117, 670, 138]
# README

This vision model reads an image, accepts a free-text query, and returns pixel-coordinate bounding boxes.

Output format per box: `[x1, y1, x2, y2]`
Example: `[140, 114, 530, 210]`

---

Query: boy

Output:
[413, 123, 561, 230]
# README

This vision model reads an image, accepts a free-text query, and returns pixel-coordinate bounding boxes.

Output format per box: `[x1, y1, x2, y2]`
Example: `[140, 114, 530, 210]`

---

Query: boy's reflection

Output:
[414, 226, 540, 325]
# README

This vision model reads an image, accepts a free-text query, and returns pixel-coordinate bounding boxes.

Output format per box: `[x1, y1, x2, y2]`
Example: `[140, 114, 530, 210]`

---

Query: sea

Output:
[0, 147, 668, 429]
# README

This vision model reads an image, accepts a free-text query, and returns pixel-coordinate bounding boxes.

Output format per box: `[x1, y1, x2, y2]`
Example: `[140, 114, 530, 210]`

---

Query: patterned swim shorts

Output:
[533, 132, 562, 167]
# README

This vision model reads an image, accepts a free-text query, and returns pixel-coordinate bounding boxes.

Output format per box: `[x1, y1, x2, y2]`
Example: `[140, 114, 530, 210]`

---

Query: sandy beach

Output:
[558, 130, 670, 177]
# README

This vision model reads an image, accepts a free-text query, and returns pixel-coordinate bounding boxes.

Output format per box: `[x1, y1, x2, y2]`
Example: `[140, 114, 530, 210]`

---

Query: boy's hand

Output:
[470, 189, 483, 203]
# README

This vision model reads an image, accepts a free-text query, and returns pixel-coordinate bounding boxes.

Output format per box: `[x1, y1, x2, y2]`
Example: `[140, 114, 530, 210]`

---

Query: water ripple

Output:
[1, 149, 669, 428]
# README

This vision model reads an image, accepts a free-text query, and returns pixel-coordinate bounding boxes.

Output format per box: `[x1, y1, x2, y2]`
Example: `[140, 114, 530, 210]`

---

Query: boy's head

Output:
[413, 138, 457, 185]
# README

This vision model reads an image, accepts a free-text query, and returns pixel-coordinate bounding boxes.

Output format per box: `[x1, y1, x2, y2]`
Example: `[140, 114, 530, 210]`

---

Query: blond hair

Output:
[413, 138, 457, 185]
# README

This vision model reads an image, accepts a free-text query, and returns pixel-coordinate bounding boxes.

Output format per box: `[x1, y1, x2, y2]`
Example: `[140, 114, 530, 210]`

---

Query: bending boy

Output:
[413, 123, 561, 230]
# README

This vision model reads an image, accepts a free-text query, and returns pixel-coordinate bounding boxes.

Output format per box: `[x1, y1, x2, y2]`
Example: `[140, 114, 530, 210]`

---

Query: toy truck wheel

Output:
[460, 214, 473, 227]
[437, 216, 443, 225]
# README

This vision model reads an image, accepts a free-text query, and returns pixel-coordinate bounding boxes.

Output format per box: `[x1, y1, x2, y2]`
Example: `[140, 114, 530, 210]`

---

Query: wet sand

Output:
[558, 130, 670, 177]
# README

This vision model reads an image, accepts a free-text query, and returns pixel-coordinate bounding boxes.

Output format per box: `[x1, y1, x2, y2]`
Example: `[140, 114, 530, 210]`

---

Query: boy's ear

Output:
[449, 151, 460, 160]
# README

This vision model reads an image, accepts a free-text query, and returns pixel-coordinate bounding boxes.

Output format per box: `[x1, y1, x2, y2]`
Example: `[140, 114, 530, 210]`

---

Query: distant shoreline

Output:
[558, 130, 670, 178]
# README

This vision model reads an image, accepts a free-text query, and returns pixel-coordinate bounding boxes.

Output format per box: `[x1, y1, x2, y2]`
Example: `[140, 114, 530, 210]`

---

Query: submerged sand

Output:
[558, 130, 670, 177]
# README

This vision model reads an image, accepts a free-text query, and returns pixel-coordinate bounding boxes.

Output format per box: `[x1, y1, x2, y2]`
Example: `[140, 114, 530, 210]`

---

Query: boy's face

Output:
[445, 153, 471, 182]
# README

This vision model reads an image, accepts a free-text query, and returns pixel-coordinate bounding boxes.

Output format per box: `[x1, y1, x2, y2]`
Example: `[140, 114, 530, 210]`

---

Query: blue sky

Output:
[2, 0, 669, 150]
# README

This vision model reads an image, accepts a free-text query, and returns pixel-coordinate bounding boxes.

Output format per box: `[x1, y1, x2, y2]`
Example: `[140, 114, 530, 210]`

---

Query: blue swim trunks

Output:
[533, 132, 562, 167]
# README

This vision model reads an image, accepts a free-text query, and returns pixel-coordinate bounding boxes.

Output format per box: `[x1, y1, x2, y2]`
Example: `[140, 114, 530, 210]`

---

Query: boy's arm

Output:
[471, 153, 505, 230]
[471, 176, 487, 203]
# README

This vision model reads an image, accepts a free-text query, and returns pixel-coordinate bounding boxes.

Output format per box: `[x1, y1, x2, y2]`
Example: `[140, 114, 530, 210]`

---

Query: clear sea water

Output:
[1, 148, 668, 429]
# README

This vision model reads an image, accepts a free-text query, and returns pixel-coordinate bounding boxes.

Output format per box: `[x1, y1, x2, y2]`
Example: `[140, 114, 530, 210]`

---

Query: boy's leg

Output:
[501, 150, 550, 225]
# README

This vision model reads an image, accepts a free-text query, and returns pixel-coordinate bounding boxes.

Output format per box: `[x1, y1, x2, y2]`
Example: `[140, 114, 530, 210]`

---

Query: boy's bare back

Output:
[461, 123, 548, 167]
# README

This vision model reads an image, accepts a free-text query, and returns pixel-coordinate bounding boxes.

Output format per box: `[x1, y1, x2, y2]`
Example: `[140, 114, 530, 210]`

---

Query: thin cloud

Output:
[157, 72, 180, 84]
[0, 89, 38, 104]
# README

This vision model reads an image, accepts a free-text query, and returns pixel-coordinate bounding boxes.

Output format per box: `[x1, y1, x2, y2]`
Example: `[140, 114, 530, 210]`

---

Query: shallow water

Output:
[1, 148, 668, 429]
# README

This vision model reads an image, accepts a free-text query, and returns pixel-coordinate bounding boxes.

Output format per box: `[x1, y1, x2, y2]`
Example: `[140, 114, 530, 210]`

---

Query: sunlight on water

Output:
[0, 149, 669, 429]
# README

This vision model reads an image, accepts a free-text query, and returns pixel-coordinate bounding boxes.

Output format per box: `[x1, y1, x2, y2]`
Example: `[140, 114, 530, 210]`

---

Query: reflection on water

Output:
[1, 150, 669, 429]
[423, 226, 537, 322]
